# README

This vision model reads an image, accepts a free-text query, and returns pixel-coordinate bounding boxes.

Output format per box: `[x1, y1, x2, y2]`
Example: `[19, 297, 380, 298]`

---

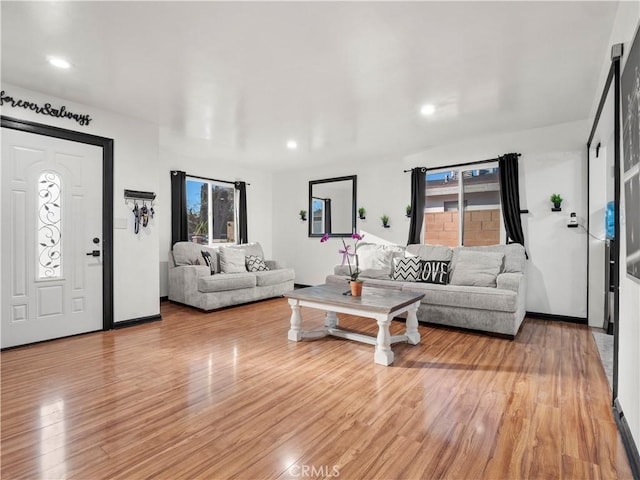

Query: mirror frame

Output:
[308, 175, 357, 238]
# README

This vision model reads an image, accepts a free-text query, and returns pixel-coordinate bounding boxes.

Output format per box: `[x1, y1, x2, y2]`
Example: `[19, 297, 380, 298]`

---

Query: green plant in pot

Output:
[358, 207, 366, 220]
[550, 193, 563, 209]
[405, 205, 412, 217]
[381, 214, 390, 228]
[191, 220, 207, 244]
[299, 209, 307, 221]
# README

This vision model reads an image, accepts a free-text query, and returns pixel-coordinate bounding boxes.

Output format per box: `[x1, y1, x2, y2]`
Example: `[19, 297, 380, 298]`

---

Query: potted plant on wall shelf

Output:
[405, 205, 412, 217]
[381, 215, 390, 228]
[550, 194, 563, 211]
[358, 207, 366, 220]
[299, 209, 307, 221]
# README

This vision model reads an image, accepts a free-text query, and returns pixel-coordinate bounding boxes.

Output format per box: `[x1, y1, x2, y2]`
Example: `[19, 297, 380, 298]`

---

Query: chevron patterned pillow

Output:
[246, 254, 270, 272]
[392, 256, 421, 281]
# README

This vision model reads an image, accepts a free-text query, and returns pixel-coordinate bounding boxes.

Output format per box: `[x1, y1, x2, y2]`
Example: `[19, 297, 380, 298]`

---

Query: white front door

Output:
[1, 128, 103, 348]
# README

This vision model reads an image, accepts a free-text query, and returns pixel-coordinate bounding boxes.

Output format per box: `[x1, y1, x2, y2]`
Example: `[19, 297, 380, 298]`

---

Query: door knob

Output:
[86, 250, 101, 257]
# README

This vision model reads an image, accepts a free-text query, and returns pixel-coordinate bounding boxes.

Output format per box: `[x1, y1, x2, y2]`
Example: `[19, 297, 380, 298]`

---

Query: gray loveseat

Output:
[169, 241, 295, 311]
[326, 243, 527, 338]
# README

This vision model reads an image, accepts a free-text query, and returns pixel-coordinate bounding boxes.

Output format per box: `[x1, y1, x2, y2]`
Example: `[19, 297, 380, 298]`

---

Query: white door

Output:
[1, 128, 103, 348]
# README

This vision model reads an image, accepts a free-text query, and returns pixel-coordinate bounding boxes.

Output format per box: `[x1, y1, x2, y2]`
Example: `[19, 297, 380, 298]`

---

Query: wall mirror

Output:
[308, 175, 357, 237]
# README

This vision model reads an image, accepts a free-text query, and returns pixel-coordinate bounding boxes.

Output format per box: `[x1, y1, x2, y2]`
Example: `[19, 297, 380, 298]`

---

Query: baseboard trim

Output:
[526, 311, 588, 324]
[113, 314, 162, 329]
[160, 296, 169, 302]
[613, 398, 640, 479]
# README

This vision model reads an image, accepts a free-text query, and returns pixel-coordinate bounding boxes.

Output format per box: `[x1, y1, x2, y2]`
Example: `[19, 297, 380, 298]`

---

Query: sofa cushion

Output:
[225, 242, 264, 259]
[392, 257, 421, 281]
[405, 244, 453, 262]
[359, 269, 393, 280]
[173, 242, 219, 268]
[357, 244, 394, 271]
[402, 282, 518, 313]
[198, 273, 257, 293]
[452, 244, 526, 274]
[254, 268, 295, 287]
[246, 255, 269, 272]
[449, 250, 504, 287]
[220, 247, 248, 273]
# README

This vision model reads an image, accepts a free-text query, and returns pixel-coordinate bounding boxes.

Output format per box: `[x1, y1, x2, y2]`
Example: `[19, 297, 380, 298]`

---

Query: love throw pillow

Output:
[418, 260, 450, 284]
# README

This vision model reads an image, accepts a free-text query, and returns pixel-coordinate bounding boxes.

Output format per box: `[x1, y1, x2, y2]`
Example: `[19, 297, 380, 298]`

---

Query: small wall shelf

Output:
[551, 207, 562, 212]
[124, 189, 156, 201]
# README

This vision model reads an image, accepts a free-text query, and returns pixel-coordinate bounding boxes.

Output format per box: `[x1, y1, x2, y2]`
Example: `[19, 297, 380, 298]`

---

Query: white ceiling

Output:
[1, 1, 619, 171]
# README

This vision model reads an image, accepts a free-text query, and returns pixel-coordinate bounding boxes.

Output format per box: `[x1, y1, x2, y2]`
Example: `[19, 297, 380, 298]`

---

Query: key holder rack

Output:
[124, 189, 156, 203]
[124, 190, 156, 234]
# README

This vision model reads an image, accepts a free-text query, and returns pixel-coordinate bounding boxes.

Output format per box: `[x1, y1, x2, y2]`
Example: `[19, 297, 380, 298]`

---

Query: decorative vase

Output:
[350, 281, 363, 297]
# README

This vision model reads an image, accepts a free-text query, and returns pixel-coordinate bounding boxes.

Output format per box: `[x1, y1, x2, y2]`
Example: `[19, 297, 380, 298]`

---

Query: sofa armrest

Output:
[265, 260, 286, 270]
[496, 272, 524, 293]
[168, 265, 210, 304]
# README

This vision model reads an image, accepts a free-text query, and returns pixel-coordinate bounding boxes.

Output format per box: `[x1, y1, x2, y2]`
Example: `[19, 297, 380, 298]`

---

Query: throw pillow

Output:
[200, 250, 215, 275]
[392, 256, 421, 282]
[418, 260, 450, 284]
[219, 247, 248, 273]
[449, 250, 504, 287]
[357, 244, 395, 273]
[246, 254, 269, 272]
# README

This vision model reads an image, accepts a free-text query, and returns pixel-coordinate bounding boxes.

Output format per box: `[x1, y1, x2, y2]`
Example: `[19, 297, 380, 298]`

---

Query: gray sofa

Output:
[169, 241, 295, 311]
[325, 243, 527, 338]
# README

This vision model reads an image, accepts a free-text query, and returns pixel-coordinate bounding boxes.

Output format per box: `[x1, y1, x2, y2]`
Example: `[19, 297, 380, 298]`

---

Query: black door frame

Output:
[1, 115, 114, 331]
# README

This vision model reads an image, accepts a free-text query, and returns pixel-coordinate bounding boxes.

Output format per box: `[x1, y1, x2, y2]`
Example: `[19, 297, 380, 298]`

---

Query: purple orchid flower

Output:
[320, 231, 363, 281]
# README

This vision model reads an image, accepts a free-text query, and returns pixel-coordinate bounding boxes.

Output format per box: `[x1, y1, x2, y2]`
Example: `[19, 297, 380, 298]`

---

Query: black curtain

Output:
[498, 153, 527, 255]
[324, 198, 332, 234]
[235, 181, 248, 243]
[171, 170, 188, 246]
[407, 167, 426, 245]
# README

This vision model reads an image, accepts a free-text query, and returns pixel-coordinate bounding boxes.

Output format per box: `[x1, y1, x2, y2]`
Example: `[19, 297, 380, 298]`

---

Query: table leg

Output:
[405, 302, 421, 345]
[374, 315, 394, 365]
[325, 311, 338, 328]
[287, 299, 303, 341]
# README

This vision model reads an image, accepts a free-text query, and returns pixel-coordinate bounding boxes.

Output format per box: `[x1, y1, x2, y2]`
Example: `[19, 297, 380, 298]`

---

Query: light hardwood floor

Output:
[1, 298, 634, 479]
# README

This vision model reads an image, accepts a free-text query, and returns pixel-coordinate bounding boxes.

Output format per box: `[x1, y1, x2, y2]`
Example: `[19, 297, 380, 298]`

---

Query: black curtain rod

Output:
[172, 171, 250, 186]
[403, 153, 521, 173]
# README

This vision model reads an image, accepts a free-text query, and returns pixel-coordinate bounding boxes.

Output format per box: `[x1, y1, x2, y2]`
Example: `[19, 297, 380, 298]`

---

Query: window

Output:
[424, 164, 504, 247]
[186, 178, 236, 245]
[37, 172, 62, 279]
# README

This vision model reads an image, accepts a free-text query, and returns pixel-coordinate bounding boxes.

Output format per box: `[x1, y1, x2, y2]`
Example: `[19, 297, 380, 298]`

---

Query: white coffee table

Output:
[284, 284, 424, 366]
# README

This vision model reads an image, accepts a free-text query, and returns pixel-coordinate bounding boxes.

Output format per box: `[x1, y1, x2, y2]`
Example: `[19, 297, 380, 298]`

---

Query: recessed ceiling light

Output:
[420, 104, 436, 116]
[286, 140, 298, 150]
[47, 56, 71, 69]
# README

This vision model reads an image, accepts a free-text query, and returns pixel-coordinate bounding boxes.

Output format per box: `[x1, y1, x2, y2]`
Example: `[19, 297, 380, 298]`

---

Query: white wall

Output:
[157, 139, 274, 297]
[273, 158, 410, 286]
[1, 83, 160, 323]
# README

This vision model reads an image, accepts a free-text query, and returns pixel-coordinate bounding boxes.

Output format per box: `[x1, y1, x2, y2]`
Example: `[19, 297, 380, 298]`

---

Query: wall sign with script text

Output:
[0, 90, 92, 126]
